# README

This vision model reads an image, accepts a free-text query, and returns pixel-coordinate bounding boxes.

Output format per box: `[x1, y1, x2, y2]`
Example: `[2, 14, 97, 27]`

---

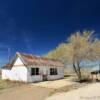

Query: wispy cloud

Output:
[0, 3, 16, 33]
[22, 32, 32, 52]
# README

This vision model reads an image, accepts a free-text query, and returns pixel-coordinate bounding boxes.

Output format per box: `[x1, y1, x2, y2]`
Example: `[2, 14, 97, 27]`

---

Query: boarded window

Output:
[50, 68, 58, 75]
[31, 68, 39, 75]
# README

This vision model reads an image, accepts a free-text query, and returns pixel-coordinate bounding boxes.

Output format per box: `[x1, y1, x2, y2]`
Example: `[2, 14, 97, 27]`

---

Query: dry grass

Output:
[49, 82, 89, 96]
[0, 76, 25, 91]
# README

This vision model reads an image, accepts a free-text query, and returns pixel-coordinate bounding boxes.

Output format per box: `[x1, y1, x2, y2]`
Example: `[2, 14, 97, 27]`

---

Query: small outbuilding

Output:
[2, 52, 64, 83]
[90, 66, 100, 80]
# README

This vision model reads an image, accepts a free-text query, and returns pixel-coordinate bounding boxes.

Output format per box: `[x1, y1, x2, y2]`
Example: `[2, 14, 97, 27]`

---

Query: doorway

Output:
[43, 75, 47, 81]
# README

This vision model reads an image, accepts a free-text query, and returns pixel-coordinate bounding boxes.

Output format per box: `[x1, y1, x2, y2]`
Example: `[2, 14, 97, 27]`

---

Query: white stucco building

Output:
[2, 52, 64, 83]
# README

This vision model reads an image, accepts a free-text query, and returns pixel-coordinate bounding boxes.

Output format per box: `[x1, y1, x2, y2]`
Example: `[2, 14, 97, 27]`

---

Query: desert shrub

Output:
[72, 75, 92, 83]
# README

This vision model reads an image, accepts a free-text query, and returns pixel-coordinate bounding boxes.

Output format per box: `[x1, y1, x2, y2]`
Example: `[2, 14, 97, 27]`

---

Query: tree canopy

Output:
[46, 30, 100, 81]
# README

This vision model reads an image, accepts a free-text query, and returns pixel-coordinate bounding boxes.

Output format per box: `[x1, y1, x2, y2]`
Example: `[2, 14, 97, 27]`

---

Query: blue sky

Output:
[0, 0, 100, 65]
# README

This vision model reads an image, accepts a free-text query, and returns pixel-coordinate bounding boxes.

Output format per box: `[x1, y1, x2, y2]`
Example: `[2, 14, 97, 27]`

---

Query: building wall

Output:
[2, 57, 64, 82]
[2, 67, 28, 82]
[2, 57, 28, 82]
[2, 69, 11, 80]
[2, 57, 43, 83]
[27, 67, 43, 82]
[47, 67, 64, 80]
[27, 66, 64, 82]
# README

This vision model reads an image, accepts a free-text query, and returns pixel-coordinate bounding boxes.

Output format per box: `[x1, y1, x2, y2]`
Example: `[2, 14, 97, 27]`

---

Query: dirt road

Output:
[46, 83, 100, 100]
[32, 78, 75, 89]
[0, 77, 75, 100]
[0, 85, 53, 100]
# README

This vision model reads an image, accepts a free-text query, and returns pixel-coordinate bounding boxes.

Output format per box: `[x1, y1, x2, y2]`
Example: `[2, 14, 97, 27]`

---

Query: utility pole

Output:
[0, 46, 11, 66]
[8, 47, 11, 63]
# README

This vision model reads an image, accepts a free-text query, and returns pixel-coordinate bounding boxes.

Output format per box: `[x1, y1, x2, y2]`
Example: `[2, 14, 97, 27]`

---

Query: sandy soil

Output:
[32, 78, 75, 89]
[0, 85, 53, 100]
[46, 83, 100, 100]
[0, 77, 76, 100]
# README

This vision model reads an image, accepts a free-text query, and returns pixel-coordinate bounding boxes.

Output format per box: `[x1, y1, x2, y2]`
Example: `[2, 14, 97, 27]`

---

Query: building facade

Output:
[2, 52, 64, 83]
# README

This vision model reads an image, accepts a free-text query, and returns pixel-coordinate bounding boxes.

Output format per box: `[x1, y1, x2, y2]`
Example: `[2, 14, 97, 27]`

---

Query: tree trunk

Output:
[73, 63, 79, 77]
[73, 61, 82, 81]
[77, 61, 82, 81]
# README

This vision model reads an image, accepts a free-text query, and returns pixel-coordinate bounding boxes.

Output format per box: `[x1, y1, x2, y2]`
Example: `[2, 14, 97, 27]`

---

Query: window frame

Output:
[50, 68, 58, 75]
[31, 68, 39, 76]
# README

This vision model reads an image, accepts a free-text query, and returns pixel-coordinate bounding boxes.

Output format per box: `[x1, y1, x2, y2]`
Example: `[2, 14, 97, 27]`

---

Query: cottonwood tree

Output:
[90, 39, 100, 69]
[46, 43, 68, 63]
[65, 31, 94, 81]
[46, 30, 98, 81]
[85, 39, 100, 79]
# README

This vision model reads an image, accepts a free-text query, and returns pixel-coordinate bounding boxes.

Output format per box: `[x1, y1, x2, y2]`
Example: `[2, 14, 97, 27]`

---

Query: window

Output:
[50, 68, 58, 75]
[31, 68, 39, 75]
[36, 68, 39, 75]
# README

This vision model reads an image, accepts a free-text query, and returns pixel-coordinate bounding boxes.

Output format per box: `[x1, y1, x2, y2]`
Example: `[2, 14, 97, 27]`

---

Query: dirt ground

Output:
[0, 85, 53, 100]
[46, 83, 100, 100]
[0, 77, 75, 100]
[31, 77, 75, 89]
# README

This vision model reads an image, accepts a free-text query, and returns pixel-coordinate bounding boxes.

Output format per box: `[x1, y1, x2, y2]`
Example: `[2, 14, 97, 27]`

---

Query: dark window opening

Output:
[36, 68, 39, 75]
[50, 68, 58, 75]
[31, 68, 39, 75]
